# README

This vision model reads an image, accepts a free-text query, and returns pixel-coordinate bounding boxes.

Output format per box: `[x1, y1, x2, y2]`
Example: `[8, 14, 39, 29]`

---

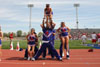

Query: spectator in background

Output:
[81, 33, 87, 44]
[97, 33, 100, 46]
[91, 32, 97, 44]
[9, 32, 13, 44]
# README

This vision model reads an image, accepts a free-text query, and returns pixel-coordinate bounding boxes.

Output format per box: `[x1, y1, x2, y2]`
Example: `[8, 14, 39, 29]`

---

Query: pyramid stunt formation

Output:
[0, 4, 71, 61]
[25, 4, 71, 61]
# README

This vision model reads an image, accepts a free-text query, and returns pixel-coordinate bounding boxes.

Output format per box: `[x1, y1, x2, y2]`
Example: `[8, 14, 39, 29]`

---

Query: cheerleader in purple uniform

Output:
[57, 22, 71, 59]
[0, 26, 3, 61]
[27, 28, 38, 61]
[44, 4, 53, 22]
[32, 19, 62, 61]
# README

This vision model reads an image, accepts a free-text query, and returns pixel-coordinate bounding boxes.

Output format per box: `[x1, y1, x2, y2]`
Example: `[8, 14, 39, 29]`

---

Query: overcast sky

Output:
[0, 0, 100, 33]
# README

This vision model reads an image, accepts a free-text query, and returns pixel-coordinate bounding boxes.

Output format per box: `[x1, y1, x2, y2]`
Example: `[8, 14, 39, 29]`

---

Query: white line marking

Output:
[72, 58, 100, 59]
[72, 55, 100, 56]
[1, 58, 100, 60]
[43, 62, 45, 65]
[0, 62, 100, 65]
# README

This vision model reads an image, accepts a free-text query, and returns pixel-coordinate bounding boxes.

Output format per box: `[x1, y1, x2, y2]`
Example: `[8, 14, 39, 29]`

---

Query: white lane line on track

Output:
[1, 58, 100, 60]
[2, 57, 100, 61]
[0, 62, 100, 65]
[72, 55, 100, 56]
[72, 58, 100, 59]
[3, 55, 100, 57]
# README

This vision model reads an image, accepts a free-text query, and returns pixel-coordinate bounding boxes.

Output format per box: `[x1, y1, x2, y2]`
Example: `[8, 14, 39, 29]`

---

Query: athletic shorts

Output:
[28, 41, 35, 46]
[0, 39, 2, 46]
[92, 39, 97, 43]
[61, 33, 68, 37]
[46, 12, 53, 16]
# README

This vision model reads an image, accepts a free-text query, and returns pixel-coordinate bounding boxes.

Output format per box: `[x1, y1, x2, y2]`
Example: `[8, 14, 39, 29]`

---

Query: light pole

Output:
[74, 3, 80, 30]
[28, 4, 34, 32]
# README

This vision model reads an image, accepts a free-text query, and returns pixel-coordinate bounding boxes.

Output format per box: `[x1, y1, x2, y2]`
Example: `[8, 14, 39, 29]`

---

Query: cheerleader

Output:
[57, 22, 70, 59]
[0, 26, 3, 61]
[26, 28, 38, 61]
[44, 4, 53, 22]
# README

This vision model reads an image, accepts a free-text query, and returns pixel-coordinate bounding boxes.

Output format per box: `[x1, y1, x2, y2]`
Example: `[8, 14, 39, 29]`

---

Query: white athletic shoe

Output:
[27, 57, 31, 61]
[32, 58, 35, 61]
[59, 57, 62, 61]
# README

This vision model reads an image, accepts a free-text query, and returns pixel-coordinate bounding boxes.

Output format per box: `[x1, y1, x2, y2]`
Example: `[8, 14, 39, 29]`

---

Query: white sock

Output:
[62, 52, 64, 57]
[67, 51, 69, 55]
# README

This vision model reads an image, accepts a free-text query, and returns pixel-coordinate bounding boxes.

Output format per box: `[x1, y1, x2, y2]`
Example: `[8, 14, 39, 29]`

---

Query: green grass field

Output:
[2, 40, 93, 49]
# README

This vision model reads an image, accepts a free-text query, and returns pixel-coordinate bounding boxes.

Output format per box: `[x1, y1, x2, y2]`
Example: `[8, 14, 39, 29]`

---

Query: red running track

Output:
[0, 49, 100, 67]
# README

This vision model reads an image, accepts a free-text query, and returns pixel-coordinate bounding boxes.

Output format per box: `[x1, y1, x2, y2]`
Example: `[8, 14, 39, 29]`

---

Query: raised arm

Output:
[45, 19, 49, 28]
[50, 20, 56, 29]
[40, 18, 45, 29]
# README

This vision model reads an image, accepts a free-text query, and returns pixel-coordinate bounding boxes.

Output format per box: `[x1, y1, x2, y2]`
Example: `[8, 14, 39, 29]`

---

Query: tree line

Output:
[3, 30, 43, 37]
[3, 30, 24, 37]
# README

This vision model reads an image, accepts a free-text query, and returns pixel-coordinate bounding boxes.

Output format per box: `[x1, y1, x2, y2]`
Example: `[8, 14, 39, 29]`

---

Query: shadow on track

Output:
[5, 57, 25, 61]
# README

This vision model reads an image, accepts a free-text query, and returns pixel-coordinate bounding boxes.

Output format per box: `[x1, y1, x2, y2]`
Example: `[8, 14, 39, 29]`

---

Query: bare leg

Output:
[28, 45, 31, 58]
[31, 45, 35, 57]
[49, 15, 52, 22]
[61, 37, 65, 58]
[46, 16, 49, 23]
[65, 36, 69, 54]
